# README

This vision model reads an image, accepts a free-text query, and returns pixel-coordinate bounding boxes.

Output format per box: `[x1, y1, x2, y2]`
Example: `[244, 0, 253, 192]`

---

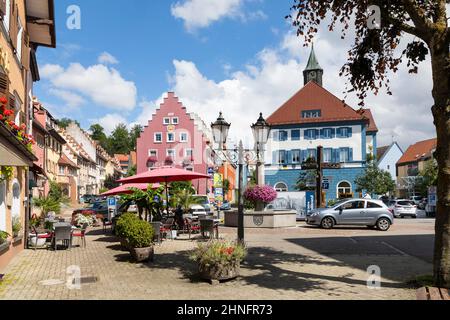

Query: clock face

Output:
[309, 71, 317, 78]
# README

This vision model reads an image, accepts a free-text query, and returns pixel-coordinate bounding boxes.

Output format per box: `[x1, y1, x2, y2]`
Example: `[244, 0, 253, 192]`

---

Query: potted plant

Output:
[244, 185, 278, 211]
[0, 230, 10, 252]
[190, 240, 246, 283]
[115, 213, 138, 250]
[28, 216, 48, 248]
[74, 213, 94, 228]
[126, 219, 155, 262]
[12, 216, 22, 239]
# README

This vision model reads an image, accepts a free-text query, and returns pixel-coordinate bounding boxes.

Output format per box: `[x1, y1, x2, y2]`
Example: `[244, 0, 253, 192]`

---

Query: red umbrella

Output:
[117, 166, 210, 211]
[100, 183, 160, 197]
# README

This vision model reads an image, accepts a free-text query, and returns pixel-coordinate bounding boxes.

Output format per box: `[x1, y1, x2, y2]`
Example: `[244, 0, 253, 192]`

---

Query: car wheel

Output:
[321, 217, 335, 229]
[377, 218, 391, 231]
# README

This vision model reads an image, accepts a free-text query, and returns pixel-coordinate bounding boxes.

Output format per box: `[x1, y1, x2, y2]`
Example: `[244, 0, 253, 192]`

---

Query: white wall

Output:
[378, 144, 404, 182]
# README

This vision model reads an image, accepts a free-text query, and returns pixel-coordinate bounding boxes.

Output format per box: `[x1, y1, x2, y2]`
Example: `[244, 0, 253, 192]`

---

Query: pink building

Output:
[137, 92, 214, 195]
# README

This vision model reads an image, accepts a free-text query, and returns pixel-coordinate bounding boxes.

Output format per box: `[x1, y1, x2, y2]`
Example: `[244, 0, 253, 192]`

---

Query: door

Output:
[365, 201, 384, 224]
[336, 200, 366, 225]
[0, 182, 6, 232]
[11, 180, 21, 219]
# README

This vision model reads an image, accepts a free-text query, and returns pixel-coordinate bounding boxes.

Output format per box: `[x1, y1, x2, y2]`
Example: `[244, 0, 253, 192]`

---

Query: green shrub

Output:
[126, 219, 154, 248]
[12, 216, 22, 237]
[115, 213, 139, 239]
[0, 230, 9, 244]
[190, 240, 247, 269]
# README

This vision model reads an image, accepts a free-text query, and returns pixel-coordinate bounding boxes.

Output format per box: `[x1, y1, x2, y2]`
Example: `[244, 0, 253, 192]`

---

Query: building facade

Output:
[264, 48, 378, 203]
[377, 142, 404, 184]
[0, 0, 56, 270]
[396, 138, 437, 198]
[137, 92, 215, 195]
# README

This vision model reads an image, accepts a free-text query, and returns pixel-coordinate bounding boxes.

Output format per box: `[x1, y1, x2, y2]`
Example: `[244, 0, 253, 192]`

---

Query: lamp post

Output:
[211, 112, 271, 243]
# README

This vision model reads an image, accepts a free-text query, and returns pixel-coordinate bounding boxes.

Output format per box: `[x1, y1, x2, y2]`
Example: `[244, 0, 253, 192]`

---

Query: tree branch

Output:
[401, 0, 435, 31]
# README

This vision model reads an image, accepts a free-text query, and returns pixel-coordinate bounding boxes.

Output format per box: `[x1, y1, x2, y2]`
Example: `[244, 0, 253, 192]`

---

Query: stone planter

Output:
[129, 246, 154, 262]
[119, 237, 130, 251]
[224, 210, 297, 228]
[199, 262, 240, 283]
[0, 240, 10, 253]
[28, 234, 48, 248]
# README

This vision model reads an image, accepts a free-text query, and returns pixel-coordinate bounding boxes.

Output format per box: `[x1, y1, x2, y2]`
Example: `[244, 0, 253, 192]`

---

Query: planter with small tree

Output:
[126, 219, 155, 262]
[115, 213, 138, 250]
[11, 216, 23, 243]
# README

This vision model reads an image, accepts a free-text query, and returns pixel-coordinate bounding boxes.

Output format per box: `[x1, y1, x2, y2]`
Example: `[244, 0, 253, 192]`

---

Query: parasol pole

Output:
[165, 177, 169, 214]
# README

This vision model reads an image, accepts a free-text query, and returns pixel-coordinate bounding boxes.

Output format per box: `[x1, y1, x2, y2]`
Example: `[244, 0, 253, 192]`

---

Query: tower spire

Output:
[303, 44, 324, 86]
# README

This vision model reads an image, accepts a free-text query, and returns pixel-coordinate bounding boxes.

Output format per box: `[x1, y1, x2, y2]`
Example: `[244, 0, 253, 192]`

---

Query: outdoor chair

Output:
[160, 218, 175, 241]
[53, 225, 73, 251]
[200, 219, 218, 240]
[185, 218, 201, 239]
[29, 226, 53, 251]
[150, 222, 162, 245]
[72, 223, 88, 248]
[103, 218, 113, 233]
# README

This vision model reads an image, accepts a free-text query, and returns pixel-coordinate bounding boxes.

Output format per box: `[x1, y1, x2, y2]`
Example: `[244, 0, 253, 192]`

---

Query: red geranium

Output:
[0, 96, 7, 105]
[4, 109, 13, 117]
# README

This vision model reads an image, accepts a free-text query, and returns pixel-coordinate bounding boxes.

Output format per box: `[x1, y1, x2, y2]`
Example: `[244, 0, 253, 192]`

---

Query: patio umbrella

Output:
[100, 183, 160, 197]
[117, 167, 210, 212]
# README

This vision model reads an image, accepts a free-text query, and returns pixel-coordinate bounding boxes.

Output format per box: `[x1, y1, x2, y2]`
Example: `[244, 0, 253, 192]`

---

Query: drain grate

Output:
[75, 276, 99, 285]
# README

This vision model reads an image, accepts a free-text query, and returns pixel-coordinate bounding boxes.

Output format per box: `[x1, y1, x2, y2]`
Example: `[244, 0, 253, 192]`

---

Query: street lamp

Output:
[211, 112, 271, 242]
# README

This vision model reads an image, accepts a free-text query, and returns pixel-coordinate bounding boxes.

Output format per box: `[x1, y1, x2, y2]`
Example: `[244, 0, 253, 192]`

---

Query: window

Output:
[2, 0, 10, 33]
[323, 148, 332, 163]
[337, 127, 353, 138]
[185, 149, 193, 157]
[305, 129, 319, 140]
[171, 117, 179, 125]
[180, 133, 188, 142]
[148, 150, 157, 157]
[302, 110, 321, 118]
[279, 131, 288, 141]
[367, 202, 382, 208]
[341, 201, 365, 210]
[339, 148, 350, 163]
[292, 150, 301, 164]
[167, 149, 175, 158]
[163, 117, 170, 125]
[59, 166, 65, 175]
[273, 150, 287, 165]
[321, 128, 334, 139]
[275, 182, 288, 192]
[167, 132, 175, 142]
[16, 16, 23, 61]
[154, 133, 162, 143]
[337, 181, 352, 198]
[291, 130, 300, 141]
[307, 149, 317, 160]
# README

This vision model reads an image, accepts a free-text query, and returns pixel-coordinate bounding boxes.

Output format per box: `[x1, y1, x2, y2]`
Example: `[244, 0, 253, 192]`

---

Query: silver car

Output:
[306, 199, 394, 231]
[389, 199, 417, 218]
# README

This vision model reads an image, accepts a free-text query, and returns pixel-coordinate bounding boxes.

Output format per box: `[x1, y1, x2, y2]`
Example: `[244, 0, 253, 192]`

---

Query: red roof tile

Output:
[397, 138, 437, 165]
[360, 109, 378, 132]
[267, 81, 374, 128]
[58, 154, 79, 168]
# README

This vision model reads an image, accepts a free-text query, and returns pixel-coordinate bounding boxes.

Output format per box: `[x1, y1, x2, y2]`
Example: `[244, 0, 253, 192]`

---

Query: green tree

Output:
[89, 124, 109, 151]
[126, 165, 137, 177]
[355, 163, 396, 196]
[56, 118, 80, 129]
[129, 124, 143, 151]
[33, 196, 61, 217]
[223, 179, 231, 201]
[173, 189, 202, 214]
[104, 174, 121, 190]
[109, 123, 131, 154]
[288, 0, 450, 287]
[122, 185, 165, 222]
[417, 160, 438, 197]
[295, 170, 317, 191]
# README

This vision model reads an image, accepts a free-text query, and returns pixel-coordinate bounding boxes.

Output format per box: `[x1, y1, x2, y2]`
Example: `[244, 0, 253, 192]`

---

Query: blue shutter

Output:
[349, 148, 353, 162]
[280, 150, 286, 164]
[291, 130, 300, 141]
[333, 149, 339, 163]
[347, 127, 353, 138]
[336, 128, 342, 138]
[273, 131, 279, 141]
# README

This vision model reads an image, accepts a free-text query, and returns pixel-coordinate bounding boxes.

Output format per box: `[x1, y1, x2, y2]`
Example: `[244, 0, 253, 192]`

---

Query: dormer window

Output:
[302, 110, 321, 119]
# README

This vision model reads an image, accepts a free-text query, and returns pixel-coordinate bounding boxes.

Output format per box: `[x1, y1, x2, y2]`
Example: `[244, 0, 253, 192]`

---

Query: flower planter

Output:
[28, 234, 48, 248]
[129, 246, 154, 262]
[199, 262, 240, 283]
[0, 241, 10, 253]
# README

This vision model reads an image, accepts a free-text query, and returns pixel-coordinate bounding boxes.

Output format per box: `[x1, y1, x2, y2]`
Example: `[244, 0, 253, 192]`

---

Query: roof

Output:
[397, 138, 437, 165]
[267, 81, 374, 128]
[360, 109, 378, 133]
[304, 45, 322, 71]
[58, 154, 79, 168]
[377, 146, 390, 161]
[115, 154, 129, 162]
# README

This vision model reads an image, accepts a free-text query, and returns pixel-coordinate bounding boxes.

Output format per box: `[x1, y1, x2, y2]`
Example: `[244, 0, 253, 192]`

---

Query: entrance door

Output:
[0, 182, 6, 232]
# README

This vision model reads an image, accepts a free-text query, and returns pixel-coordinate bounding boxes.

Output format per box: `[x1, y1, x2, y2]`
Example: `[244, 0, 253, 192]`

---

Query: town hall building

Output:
[264, 47, 379, 203]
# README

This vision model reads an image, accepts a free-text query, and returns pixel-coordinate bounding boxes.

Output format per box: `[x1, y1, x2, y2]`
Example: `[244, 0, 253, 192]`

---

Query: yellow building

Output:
[0, 0, 56, 270]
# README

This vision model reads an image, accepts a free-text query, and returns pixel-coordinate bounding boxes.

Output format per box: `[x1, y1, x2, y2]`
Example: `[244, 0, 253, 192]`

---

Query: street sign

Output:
[322, 182, 330, 190]
[208, 167, 215, 175]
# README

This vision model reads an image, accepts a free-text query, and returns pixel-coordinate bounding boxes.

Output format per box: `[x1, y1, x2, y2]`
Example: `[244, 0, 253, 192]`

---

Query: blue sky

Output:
[34, 0, 437, 149]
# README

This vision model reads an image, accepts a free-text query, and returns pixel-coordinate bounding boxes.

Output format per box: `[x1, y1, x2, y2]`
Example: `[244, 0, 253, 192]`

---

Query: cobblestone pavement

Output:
[0, 213, 434, 300]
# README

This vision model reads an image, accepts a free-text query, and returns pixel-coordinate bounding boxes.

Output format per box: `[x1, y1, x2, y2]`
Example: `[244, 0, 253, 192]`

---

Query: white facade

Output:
[377, 142, 404, 183]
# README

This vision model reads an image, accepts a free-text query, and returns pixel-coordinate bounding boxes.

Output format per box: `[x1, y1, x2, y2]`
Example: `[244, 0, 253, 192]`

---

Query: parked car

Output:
[72, 201, 109, 224]
[306, 199, 394, 231]
[190, 204, 213, 217]
[418, 198, 427, 210]
[191, 195, 212, 213]
[80, 194, 96, 204]
[409, 196, 422, 206]
[389, 199, 418, 218]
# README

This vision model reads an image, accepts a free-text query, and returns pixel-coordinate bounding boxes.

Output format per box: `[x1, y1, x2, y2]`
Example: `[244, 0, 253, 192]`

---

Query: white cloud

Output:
[91, 113, 128, 135]
[41, 63, 137, 111]
[98, 52, 119, 65]
[171, 0, 243, 31]
[48, 88, 85, 108]
[135, 26, 435, 151]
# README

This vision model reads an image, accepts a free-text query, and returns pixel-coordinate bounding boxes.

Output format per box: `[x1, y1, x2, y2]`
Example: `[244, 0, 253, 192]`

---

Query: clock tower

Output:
[303, 45, 323, 86]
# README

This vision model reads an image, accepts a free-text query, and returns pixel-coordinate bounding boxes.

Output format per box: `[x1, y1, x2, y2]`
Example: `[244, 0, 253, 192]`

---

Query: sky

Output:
[34, 0, 440, 151]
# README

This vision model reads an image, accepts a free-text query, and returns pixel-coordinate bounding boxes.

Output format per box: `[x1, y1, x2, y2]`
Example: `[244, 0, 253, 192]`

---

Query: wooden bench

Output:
[417, 287, 450, 300]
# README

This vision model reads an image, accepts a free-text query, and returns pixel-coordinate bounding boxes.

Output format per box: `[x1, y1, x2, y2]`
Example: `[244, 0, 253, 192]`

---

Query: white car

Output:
[389, 199, 417, 218]
[190, 204, 210, 217]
